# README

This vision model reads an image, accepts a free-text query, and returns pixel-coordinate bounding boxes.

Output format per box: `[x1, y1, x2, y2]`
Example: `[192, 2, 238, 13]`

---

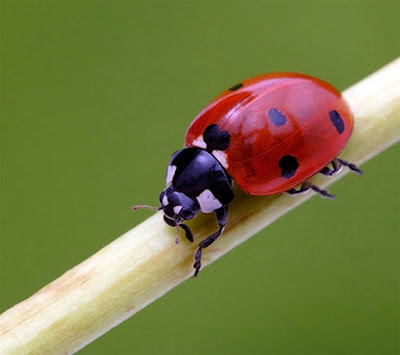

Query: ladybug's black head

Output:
[158, 186, 199, 243]
[159, 186, 200, 227]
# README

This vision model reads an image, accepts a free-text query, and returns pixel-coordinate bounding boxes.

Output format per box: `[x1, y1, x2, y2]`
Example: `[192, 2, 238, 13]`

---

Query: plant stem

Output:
[1, 58, 400, 354]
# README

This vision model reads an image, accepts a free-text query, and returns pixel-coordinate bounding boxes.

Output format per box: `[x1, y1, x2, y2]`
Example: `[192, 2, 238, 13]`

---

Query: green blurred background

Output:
[1, 1, 399, 354]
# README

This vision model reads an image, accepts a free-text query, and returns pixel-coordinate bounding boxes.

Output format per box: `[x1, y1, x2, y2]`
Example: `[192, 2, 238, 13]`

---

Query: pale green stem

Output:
[1, 58, 400, 354]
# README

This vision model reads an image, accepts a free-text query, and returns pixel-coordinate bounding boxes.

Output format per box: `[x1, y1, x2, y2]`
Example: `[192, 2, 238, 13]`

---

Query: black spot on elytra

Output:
[268, 108, 287, 126]
[228, 83, 243, 91]
[329, 110, 345, 134]
[279, 155, 299, 179]
[203, 124, 230, 151]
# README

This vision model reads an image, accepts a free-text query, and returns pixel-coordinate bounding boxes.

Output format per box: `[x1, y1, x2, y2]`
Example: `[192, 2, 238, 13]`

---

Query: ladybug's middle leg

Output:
[193, 206, 228, 277]
[286, 182, 335, 200]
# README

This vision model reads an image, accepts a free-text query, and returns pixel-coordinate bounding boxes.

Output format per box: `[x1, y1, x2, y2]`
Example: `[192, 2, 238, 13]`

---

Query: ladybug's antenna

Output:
[131, 205, 160, 211]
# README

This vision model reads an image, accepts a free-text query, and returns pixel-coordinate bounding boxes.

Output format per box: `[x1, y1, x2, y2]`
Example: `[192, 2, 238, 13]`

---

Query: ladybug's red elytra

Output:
[134, 72, 362, 277]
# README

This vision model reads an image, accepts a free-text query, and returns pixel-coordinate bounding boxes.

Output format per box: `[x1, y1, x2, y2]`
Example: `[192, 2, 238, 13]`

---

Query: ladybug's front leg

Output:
[286, 182, 335, 200]
[193, 206, 228, 277]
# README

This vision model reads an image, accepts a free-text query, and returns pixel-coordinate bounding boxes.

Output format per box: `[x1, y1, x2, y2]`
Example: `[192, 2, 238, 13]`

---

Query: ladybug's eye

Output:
[180, 209, 191, 219]
[180, 206, 199, 221]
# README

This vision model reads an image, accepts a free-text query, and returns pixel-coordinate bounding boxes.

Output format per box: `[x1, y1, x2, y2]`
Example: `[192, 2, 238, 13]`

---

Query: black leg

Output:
[286, 182, 335, 200]
[193, 206, 228, 277]
[319, 158, 343, 176]
[337, 158, 363, 176]
[320, 158, 363, 176]
[179, 224, 193, 243]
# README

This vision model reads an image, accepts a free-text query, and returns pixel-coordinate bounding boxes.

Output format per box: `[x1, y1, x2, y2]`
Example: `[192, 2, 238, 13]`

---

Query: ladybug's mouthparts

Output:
[163, 214, 194, 243]
[163, 214, 182, 226]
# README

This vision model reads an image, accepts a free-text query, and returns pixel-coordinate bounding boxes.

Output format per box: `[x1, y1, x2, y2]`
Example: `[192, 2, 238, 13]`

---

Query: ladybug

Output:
[134, 72, 362, 277]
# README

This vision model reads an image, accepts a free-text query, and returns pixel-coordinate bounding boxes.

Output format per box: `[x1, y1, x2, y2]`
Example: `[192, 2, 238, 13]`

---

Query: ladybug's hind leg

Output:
[320, 158, 363, 176]
[193, 206, 228, 277]
[286, 182, 335, 200]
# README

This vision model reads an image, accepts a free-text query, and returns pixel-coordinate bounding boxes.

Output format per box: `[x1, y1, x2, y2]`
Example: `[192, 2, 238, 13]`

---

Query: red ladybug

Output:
[134, 72, 362, 277]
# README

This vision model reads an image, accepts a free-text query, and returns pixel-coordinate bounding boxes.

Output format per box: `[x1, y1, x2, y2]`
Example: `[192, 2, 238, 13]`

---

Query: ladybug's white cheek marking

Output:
[196, 189, 223, 213]
[192, 136, 207, 149]
[162, 195, 169, 206]
[212, 150, 229, 169]
[166, 165, 177, 185]
[173, 205, 182, 214]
